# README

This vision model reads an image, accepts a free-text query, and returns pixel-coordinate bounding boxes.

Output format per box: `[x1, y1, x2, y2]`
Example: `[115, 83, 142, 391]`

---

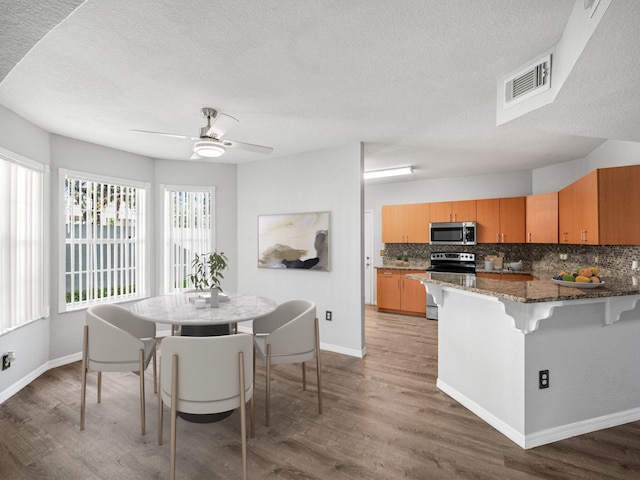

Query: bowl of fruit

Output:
[552, 267, 604, 288]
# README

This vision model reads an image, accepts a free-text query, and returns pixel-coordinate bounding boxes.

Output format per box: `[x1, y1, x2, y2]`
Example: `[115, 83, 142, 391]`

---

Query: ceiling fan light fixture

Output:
[193, 140, 226, 158]
[364, 166, 413, 179]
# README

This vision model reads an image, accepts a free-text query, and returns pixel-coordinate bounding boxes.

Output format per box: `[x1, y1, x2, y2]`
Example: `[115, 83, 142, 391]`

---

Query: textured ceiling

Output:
[1, 0, 638, 184]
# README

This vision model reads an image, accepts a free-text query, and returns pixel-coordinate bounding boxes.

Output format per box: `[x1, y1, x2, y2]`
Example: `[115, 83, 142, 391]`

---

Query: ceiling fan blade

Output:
[222, 139, 274, 155]
[189, 152, 202, 160]
[130, 129, 199, 140]
[206, 113, 239, 139]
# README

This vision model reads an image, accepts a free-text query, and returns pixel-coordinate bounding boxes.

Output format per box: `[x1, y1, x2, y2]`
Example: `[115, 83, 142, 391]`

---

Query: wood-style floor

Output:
[2, 306, 640, 479]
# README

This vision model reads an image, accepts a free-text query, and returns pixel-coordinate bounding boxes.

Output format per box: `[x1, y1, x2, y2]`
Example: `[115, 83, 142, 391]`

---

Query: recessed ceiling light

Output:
[364, 166, 414, 179]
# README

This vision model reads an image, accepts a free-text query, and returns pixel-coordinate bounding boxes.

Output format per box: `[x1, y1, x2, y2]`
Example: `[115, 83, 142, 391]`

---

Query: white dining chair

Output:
[158, 333, 254, 480]
[252, 299, 322, 426]
[81, 304, 157, 435]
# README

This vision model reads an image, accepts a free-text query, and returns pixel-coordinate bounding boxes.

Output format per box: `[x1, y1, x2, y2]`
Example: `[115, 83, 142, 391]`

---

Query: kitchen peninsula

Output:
[407, 272, 640, 449]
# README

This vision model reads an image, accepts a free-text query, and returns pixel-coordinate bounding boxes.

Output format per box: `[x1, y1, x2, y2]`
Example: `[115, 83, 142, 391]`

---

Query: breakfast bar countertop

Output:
[406, 271, 640, 303]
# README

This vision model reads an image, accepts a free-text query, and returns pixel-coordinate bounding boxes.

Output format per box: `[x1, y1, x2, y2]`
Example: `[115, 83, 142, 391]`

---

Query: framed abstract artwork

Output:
[258, 211, 330, 271]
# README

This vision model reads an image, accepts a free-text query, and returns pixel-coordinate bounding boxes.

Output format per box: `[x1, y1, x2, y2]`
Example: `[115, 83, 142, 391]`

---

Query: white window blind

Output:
[61, 170, 148, 311]
[0, 153, 46, 334]
[163, 186, 214, 293]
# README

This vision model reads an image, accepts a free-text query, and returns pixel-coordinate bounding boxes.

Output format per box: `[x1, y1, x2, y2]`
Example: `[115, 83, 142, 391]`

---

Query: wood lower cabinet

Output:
[526, 192, 558, 243]
[382, 203, 429, 243]
[476, 197, 525, 243]
[376, 269, 426, 316]
[376, 269, 402, 310]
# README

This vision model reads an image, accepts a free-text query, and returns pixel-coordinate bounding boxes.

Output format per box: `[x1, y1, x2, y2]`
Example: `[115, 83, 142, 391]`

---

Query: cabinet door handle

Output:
[528, 232, 532, 242]
[496, 233, 499, 242]
[383, 272, 393, 276]
[453, 213, 457, 221]
[563, 232, 568, 242]
[501, 233, 505, 243]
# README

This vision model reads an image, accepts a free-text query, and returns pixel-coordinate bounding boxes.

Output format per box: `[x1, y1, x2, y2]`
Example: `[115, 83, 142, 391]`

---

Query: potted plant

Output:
[187, 251, 229, 306]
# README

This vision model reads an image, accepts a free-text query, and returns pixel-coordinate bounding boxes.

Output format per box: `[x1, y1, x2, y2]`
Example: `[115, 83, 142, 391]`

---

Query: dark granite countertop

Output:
[406, 271, 640, 303]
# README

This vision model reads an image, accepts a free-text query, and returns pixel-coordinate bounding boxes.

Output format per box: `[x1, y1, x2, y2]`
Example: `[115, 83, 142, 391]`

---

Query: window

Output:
[0, 149, 47, 334]
[61, 169, 149, 312]
[162, 186, 214, 293]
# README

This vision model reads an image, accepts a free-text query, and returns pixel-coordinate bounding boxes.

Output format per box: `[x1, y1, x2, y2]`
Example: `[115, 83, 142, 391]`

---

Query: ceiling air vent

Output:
[504, 54, 551, 106]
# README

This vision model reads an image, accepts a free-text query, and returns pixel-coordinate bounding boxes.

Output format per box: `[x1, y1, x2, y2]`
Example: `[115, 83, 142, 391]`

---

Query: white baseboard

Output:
[320, 342, 365, 358]
[437, 379, 526, 447]
[437, 378, 640, 449]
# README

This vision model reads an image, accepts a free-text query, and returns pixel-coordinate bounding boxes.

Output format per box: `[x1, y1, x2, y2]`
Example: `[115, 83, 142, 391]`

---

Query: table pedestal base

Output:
[178, 410, 234, 423]
[180, 324, 230, 336]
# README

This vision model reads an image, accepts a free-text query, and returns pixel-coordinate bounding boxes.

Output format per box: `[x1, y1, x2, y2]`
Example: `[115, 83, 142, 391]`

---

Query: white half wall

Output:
[237, 143, 365, 357]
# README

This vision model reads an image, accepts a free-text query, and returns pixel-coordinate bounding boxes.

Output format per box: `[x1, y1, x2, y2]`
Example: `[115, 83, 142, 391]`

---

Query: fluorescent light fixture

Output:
[193, 140, 226, 158]
[364, 166, 413, 179]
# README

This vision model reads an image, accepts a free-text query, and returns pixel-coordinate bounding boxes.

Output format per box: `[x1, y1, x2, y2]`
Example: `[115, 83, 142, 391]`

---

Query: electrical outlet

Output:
[2, 351, 14, 371]
[325, 311, 332, 321]
[539, 370, 549, 389]
[559, 253, 568, 260]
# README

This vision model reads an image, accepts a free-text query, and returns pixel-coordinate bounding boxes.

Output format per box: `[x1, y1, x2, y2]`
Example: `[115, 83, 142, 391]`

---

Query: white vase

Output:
[209, 288, 219, 308]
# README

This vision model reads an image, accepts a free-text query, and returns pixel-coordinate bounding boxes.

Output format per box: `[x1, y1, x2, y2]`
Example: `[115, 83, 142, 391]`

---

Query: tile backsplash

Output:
[383, 243, 640, 276]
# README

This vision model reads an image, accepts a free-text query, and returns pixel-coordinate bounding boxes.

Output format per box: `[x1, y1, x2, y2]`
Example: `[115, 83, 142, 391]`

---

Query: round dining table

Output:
[129, 292, 277, 423]
[130, 291, 277, 336]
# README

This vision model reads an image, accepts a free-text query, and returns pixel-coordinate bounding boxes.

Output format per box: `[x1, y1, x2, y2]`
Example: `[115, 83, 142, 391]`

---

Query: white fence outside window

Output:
[61, 169, 148, 312]
[162, 186, 214, 293]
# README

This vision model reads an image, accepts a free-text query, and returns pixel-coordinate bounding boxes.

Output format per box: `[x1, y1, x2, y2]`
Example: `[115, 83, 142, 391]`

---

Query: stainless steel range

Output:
[425, 252, 477, 320]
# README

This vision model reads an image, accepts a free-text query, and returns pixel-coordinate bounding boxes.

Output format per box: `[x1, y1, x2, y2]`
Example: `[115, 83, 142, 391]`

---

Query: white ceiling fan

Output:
[131, 107, 274, 159]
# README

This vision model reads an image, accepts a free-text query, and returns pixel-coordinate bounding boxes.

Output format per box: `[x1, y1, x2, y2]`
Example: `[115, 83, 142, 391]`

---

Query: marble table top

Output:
[129, 292, 277, 325]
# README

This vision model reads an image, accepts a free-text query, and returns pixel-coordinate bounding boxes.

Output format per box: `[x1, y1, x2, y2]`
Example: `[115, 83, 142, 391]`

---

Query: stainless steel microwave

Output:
[430, 221, 477, 246]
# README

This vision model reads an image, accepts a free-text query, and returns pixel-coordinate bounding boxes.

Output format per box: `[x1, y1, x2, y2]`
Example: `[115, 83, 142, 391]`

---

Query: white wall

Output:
[153, 159, 239, 294]
[533, 139, 640, 193]
[47, 135, 156, 360]
[0, 105, 51, 402]
[237, 143, 365, 357]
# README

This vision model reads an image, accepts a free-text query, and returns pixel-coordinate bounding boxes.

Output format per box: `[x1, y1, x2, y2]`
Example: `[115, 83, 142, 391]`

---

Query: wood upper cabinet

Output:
[429, 200, 476, 223]
[382, 203, 429, 243]
[381, 205, 405, 243]
[526, 192, 558, 243]
[558, 170, 599, 245]
[559, 165, 640, 245]
[598, 165, 640, 245]
[476, 197, 525, 243]
[376, 269, 426, 316]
